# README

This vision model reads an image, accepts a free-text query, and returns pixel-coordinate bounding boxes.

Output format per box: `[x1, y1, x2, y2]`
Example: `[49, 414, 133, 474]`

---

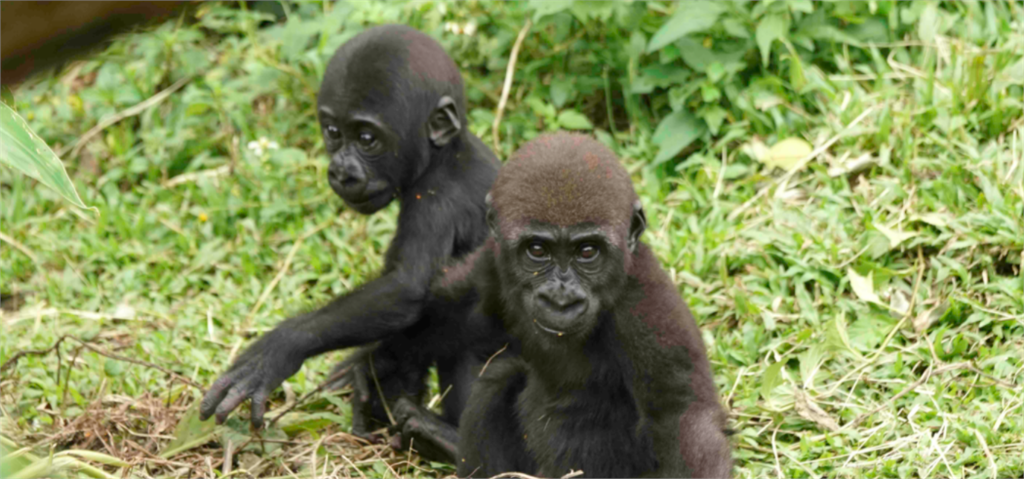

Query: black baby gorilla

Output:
[393, 133, 732, 478]
[200, 25, 501, 435]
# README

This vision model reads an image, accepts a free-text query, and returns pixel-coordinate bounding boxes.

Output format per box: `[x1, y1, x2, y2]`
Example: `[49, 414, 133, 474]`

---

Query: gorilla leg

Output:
[674, 403, 733, 478]
[437, 352, 481, 426]
[329, 344, 430, 438]
[456, 359, 534, 477]
[391, 398, 460, 463]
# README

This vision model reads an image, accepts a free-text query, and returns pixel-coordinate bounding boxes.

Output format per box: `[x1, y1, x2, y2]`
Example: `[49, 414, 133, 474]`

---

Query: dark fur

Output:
[200, 25, 500, 433]
[403, 133, 731, 477]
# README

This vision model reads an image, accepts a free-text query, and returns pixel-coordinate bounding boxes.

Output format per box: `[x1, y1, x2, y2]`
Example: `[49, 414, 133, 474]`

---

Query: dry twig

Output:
[0, 335, 69, 373]
[492, 18, 533, 153]
[0, 335, 204, 391]
[478, 343, 509, 377]
[489, 470, 584, 479]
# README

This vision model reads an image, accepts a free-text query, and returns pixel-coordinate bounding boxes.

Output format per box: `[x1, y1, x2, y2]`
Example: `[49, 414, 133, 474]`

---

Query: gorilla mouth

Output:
[532, 317, 584, 337]
[342, 183, 392, 209]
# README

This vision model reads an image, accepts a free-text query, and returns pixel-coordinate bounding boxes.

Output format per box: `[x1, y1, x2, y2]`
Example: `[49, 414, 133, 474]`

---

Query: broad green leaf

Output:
[787, 0, 814, 14]
[976, 173, 1005, 208]
[675, 37, 748, 72]
[530, 0, 573, 22]
[526, 97, 556, 120]
[698, 105, 728, 135]
[741, 139, 771, 164]
[103, 359, 124, 377]
[570, 1, 617, 22]
[627, 31, 647, 58]
[0, 101, 92, 211]
[784, 42, 807, 91]
[797, 344, 828, 387]
[760, 361, 786, 400]
[874, 222, 918, 249]
[706, 62, 726, 82]
[847, 316, 890, 351]
[847, 268, 883, 305]
[824, 313, 863, 359]
[550, 77, 574, 108]
[799, 23, 863, 46]
[755, 137, 812, 171]
[652, 110, 706, 165]
[647, 1, 726, 53]
[756, 14, 789, 66]
[917, 2, 938, 42]
[261, 17, 319, 61]
[556, 110, 593, 130]
[276, 411, 350, 435]
[160, 403, 217, 458]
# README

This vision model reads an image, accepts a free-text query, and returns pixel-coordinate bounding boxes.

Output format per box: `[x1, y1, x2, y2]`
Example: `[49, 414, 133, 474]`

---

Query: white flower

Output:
[444, 21, 477, 36]
[247, 137, 280, 157]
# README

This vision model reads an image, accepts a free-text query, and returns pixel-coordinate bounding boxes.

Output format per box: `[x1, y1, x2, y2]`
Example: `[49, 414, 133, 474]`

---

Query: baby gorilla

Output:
[395, 132, 731, 478]
[200, 25, 500, 436]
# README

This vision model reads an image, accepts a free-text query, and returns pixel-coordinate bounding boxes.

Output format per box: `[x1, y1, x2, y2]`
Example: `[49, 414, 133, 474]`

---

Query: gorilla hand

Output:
[200, 329, 305, 429]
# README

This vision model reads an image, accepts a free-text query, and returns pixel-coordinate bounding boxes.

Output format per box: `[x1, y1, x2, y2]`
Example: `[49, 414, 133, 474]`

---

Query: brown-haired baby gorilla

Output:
[393, 132, 731, 478]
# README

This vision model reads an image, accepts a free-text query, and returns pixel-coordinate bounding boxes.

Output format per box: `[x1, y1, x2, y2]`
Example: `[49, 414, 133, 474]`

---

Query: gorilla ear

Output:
[628, 200, 646, 253]
[429, 96, 461, 147]
[485, 192, 498, 238]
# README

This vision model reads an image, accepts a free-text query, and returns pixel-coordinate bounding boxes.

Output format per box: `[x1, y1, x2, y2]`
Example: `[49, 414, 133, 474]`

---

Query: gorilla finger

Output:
[200, 374, 236, 420]
[249, 388, 271, 430]
[392, 397, 419, 423]
[325, 370, 353, 391]
[353, 367, 371, 403]
[214, 383, 252, 424]
[389, 433, 404, 451]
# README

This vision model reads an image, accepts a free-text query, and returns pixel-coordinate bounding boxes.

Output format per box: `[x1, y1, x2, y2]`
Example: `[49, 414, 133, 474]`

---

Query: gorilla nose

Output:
[538, 291, 586, 316]
[328, 161, 367, 191]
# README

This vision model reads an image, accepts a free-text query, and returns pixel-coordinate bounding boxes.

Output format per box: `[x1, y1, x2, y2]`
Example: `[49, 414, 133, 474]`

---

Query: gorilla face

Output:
[319, 106, 398, 214]
[498, 221, 629, 346]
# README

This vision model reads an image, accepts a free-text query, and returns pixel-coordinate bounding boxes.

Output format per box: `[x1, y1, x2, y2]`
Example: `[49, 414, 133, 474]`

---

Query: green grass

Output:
[2, 1, 1022, 478]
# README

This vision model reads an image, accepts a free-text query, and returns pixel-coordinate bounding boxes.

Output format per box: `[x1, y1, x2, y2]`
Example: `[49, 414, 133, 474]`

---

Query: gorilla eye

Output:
[325, 125, 341, 140]
[358, 131, 377, 149]
[526, 242, 549, 261]
[578, 244, 599, 262]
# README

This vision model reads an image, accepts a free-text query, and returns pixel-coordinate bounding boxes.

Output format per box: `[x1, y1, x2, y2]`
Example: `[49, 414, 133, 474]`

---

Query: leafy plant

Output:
[0, 101, 91, 211]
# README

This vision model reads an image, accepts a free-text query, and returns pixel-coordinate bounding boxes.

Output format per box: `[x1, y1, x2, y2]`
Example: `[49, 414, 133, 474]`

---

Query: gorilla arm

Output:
[200, 200, 456, 428]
